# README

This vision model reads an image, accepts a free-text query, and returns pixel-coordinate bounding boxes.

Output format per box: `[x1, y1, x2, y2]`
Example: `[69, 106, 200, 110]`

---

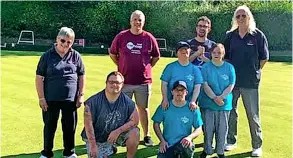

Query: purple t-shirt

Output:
[110, 30, 160, 85]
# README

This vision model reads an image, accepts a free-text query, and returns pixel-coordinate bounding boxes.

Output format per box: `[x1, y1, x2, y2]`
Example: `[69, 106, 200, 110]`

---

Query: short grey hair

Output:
[130, 10, 145, 22]
[57, 27, 75, 40]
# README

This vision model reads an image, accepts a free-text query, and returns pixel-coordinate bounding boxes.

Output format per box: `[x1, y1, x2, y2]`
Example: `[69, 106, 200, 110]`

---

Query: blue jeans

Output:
[227, 87, 263, 149]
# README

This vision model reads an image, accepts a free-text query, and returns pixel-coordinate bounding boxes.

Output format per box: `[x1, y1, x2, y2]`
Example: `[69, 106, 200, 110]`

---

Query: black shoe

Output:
[200, 151, 207, 158]
[218, 154, 226, 158]
[144, 136, 154, 146]
[112, 146, 118, 154]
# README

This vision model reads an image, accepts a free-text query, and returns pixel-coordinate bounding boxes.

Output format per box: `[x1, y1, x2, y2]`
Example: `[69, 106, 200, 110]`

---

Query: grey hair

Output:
[130, 10, 145, 22]
[57, 27, 75, 40]
[229, 5, 256, 34]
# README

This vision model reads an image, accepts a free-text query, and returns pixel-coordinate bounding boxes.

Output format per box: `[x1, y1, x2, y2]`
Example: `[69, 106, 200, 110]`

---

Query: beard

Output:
[197, 33, 206, 38]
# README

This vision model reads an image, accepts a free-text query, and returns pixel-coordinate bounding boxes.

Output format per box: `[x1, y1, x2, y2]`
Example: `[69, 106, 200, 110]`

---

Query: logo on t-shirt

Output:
[195, 52, 210, 66]
[181, 116, 189, 124]
[186, 74, 194, 81]
[221, 74, 229, 80]
[126, 42, 143, 54]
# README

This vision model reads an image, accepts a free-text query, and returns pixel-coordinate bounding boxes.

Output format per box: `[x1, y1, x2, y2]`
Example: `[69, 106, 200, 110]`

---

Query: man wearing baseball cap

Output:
[152, 80, 203, 158]
[160, 41, 203, 111]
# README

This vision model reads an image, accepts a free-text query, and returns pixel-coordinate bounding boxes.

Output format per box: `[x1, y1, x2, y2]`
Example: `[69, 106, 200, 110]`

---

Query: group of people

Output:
[36, 5, 269, 158]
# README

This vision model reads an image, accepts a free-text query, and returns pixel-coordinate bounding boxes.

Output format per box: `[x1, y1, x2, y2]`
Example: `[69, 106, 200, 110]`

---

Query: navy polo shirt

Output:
[224, 28, 269, 89]
[186, 38, 216, 67]
[36, 46, 85, 101]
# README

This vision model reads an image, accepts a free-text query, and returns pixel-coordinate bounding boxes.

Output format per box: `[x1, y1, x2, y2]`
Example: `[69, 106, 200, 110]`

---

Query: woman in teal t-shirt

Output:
[199, 43, 236, 158]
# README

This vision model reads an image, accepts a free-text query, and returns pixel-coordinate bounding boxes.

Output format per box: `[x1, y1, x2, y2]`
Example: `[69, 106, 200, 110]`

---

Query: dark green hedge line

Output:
[1, 1, 291, 50]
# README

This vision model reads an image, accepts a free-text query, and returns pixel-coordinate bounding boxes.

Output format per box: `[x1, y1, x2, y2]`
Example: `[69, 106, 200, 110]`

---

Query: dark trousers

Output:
[41, 101, 77, 157]
[157, 141, 195, 158]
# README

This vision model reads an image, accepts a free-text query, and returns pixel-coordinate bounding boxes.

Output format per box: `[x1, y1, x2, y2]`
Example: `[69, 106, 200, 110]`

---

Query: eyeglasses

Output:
[174, 88, 186, 92]
[236, 14, 247, 19]
[197, 25, 209, 29]
[107, 80, 123, 85]
[60, 39, 72, 44]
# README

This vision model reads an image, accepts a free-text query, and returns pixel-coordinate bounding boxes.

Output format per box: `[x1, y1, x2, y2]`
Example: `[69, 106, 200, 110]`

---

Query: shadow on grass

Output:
[1, 143, 252, 158]
[1, 50, 109, 57]
[226, 151, 252, 158]
[1, 144, 87, 158]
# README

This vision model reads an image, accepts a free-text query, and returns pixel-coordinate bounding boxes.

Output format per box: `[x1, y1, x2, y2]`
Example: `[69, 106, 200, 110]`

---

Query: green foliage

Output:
[1, 1, 291, 50]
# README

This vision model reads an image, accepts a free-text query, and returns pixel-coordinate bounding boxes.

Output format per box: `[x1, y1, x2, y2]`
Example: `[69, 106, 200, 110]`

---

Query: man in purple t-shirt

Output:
[109, 10, 160, 146]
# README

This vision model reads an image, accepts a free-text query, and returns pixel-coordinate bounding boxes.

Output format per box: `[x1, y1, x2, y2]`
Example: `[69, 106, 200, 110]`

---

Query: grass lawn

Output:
[1, 50, 292, 158]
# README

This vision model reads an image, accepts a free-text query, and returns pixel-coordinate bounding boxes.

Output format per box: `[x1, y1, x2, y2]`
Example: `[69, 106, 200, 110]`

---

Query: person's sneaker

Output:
[199, 151, 208, 158]
[218, 154, 226, 158]
[251, 148, 262, 157]
[40, 155, 47, 158]
[144, 136, 154, 146]
[64, 153, 77, 158]
[224, 143, 237, 151]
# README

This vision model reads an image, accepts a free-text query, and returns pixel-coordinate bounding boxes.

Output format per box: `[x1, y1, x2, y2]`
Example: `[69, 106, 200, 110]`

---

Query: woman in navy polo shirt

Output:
[36, 27, 85, 158]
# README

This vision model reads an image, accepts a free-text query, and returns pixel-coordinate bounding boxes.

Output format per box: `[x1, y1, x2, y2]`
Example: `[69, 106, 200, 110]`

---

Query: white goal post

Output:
[17, 30, 35, 45]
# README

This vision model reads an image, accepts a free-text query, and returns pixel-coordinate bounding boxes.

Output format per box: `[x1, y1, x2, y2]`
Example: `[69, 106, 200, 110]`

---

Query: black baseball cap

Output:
[176, 41, 190, 52]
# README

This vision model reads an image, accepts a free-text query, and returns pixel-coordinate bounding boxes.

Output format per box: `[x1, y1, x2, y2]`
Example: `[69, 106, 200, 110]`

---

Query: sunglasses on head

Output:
[236, 14, 247, 19]
[60, 39, 71, 44]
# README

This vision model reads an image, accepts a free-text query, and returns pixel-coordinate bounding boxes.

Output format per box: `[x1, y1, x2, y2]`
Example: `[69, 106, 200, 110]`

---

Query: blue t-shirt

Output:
[152, 101, 203, 147]
[198, 62, 236, 110]
[81, 90, 135, 143]
[186, 38, 216, 68]
[160, 61, 203, 101]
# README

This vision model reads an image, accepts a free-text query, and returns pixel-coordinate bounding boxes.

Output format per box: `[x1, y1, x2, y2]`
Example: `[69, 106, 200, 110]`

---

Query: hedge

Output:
[1, 1, 292, 50]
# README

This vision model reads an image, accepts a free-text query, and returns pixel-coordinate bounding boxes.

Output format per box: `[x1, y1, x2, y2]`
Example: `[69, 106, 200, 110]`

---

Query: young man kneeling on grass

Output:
[81, 71, 139, 158]
[152, 81, 203, 158]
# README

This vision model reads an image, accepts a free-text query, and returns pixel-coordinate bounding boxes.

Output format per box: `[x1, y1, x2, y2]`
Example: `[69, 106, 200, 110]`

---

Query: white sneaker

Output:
[40, 155, 47, 158]
[224, 143, 237, 151]
[64, 153, 78, 158]
[252, 148, 262, 157]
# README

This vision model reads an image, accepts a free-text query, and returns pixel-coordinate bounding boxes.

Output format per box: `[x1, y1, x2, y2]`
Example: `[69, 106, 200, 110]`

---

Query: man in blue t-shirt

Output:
[152, 81, 203, 158]
[186, 16, 216, 68]
[81, 71, 140, 158]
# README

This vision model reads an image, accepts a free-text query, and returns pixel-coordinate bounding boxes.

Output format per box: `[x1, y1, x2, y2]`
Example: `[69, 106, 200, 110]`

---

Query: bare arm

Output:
[109, 53, 119, 66]
[115, 108, 139, 133]
[153, 122, 165, 142]
[189, 50, 200, 63]
[191, 84, 201, 102]
[202, 82, 217, 99]
[161, 81, 168, 101]
[84, 104, 96, 146]
[260, 59, 268, 69]
[36, 75, 48, 111]
[78, 75, 85, 95]
[35, 75, 45, 99]
[151, 57, 160, 67]
[219, 84, 235, 99]
[187, 126, 202, 140]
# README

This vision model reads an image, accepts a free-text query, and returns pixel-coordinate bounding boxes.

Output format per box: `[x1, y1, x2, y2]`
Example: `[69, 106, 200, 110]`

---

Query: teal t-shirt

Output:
[152, 101, 203, 147]
[160, 61, 203, 101]
[198, 61, 236, 110]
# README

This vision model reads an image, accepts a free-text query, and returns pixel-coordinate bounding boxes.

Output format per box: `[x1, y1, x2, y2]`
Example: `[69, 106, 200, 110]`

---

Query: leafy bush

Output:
[1, 1, 291, 50]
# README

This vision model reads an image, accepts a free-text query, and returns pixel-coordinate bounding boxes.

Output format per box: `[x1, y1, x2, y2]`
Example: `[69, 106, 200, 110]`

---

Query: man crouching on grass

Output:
[81, 71, 139, 158]
[152, 81, 203, 158]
